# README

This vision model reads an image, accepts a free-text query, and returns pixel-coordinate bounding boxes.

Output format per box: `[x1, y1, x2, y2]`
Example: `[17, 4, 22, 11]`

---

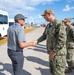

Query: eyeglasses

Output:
[19, 19, 25, 21]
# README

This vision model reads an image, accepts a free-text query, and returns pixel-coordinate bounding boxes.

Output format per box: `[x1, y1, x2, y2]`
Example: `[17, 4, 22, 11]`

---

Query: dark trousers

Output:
[8, 49, 24, 75]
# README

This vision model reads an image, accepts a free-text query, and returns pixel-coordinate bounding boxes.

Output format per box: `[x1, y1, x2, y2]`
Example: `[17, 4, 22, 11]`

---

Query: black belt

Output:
[8, 48, 23, 52]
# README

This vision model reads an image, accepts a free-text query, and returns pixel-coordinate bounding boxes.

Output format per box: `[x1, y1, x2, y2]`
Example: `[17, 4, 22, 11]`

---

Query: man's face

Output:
[64, 22, 70, 26]
[18, 19, 25, 26]
[44, 13, 51, 21]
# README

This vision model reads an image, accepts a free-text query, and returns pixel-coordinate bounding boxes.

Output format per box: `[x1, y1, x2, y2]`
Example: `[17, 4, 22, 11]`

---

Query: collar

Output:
[49, 19, 57, 26]
[15, 23, 22, 27]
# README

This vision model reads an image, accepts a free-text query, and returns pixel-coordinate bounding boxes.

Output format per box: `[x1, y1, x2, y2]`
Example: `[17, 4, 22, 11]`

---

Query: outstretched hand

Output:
[31, 41, 37, 46]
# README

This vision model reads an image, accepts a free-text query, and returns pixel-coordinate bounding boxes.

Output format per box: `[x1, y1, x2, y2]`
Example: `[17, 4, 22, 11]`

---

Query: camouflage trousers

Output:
[49, 55, 66, 75]
[66, 48, 74, 69]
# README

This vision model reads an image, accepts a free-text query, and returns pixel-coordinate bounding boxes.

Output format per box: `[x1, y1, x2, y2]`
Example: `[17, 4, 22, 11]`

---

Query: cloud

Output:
[37, 14, 42, 19]
[62, 5, 74, 12]
[0, 0, 59, 20]
[71, 6, 74, 9]
[25, 0, 59, 6]
[0, 0, 36, 12]
[67, 0, 74, 3]
[0, 0, 59, 11]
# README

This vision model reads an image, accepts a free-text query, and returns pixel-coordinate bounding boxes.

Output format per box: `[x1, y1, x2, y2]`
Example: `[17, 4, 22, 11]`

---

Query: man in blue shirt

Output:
[7, 14, 35, 75]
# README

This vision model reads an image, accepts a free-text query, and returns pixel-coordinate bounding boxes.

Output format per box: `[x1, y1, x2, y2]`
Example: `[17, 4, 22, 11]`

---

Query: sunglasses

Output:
[20, 19, 25, 21]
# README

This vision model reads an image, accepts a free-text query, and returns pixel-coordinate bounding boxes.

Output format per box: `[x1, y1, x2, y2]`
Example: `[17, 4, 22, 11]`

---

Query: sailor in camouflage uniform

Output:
[63, 18, 74, 73]
[36, 9, 67, 75]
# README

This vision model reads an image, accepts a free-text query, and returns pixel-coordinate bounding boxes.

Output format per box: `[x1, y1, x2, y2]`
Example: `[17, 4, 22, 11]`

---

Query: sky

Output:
[0, 0, 74, 24]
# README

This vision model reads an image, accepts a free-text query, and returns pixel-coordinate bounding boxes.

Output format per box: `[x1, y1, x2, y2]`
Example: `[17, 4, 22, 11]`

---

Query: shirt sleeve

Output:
[54, 22, 66, 52]
[37, 26, 47, 44]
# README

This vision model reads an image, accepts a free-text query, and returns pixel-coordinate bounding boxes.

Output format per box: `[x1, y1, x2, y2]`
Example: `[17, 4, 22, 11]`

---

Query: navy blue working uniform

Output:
[7, 23, 26, 75]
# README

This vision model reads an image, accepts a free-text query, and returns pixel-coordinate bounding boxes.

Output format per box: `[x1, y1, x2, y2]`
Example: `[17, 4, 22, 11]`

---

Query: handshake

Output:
[30, 41, 37, 46]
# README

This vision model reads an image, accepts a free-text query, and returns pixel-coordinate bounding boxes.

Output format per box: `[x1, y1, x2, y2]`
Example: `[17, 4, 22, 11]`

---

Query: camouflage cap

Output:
[41, 9, 54, 16]
[14, 14, 27, 21]
[63, 18, 71, 22]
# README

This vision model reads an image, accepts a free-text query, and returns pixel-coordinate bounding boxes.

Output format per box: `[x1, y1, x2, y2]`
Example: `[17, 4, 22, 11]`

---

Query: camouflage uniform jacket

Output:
[37, 19, 66, 55]
[66, 25, 74, 49]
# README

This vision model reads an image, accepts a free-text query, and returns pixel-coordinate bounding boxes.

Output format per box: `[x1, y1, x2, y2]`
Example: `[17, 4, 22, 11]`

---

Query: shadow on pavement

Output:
[28, 44, 47, 54]
[28, 47, 47, 53]
[0, 62, 31, 75]
[25, 56, 49, 67]
[38, 44, 46, 47]
[35, 45, 46, 50]
[35, 67, 50, 75]
[0, 72, 5, 75]
[0, 62, 13, 75]
[21, 70, 32, 75]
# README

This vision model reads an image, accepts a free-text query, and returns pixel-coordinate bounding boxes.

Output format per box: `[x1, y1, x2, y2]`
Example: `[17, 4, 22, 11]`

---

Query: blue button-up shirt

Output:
[7, 23, 26, 51]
